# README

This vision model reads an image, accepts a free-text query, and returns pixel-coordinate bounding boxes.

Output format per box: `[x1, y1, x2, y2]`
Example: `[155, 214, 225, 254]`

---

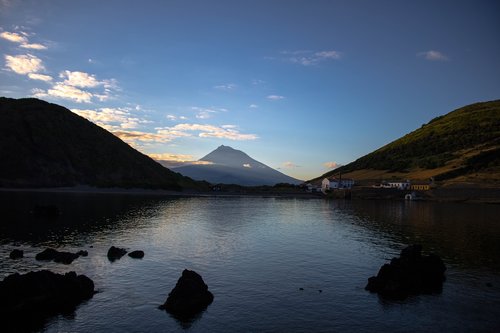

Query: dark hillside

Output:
[0, 97, 200, 190]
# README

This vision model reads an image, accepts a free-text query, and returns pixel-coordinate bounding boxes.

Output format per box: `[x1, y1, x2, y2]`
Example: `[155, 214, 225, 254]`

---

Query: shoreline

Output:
[1, 186, 498, 203]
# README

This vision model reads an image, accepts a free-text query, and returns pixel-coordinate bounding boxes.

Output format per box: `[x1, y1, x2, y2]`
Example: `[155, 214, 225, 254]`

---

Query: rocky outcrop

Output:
[128, 250, 144, 259]
[159, 269, 214, 318]
[35, 248, 85, 264]
[9, 249, 23, 259]
[365, 244, 446, 300]
[107, 246, 127, 261]
[0, 270, 94, 331]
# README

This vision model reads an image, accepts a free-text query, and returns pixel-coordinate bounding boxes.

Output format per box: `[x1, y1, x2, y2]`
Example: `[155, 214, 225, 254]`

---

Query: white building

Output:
[322, 177, 355, 192]
[386, 181, 411, 190]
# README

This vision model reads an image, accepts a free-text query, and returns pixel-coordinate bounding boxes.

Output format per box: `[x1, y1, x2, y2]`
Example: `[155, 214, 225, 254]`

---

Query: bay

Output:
[1, 192, 499, 332]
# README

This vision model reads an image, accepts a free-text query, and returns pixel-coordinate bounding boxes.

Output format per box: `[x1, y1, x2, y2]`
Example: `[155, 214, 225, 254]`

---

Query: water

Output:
[1, 192, 499, 332]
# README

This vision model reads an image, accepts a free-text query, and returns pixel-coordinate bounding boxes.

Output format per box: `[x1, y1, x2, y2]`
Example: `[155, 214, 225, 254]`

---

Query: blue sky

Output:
[1, 0, 499, 180]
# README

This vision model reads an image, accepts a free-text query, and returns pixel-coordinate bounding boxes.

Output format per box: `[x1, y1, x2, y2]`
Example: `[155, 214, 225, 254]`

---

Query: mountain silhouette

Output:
[172, 145, 302, 186]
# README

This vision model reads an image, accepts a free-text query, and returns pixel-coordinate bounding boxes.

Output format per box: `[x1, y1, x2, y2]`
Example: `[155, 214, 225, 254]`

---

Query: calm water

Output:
[1, 192, 499, 332]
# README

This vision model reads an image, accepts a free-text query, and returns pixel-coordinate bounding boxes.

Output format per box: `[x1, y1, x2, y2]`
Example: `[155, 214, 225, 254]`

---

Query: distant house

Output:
[322, 177, 355, 192]
[386, 180, 411, 190]
[410, 183, 430, 191]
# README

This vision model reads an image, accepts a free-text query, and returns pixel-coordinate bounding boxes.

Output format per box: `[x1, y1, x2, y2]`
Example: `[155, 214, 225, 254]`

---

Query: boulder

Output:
[107, 246, 127, 261]
[35, 248, 85, 264]
[0, 270, 94, 331]
[365, 244, 446, 300]
[9, 249, 23, 259]
[159, 269, 214, 318]
[128, 250, 144, 259]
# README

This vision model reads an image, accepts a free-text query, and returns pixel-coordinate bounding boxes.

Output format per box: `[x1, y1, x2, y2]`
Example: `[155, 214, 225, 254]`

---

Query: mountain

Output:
[0, 97, 202, 190]
[172, 145, 303, 186]
[312, 100, 500, 185]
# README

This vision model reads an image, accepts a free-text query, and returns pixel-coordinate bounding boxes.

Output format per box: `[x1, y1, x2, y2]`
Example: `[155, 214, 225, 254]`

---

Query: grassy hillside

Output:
[0, 97, 205, 190]
[313, 100, 500, 186]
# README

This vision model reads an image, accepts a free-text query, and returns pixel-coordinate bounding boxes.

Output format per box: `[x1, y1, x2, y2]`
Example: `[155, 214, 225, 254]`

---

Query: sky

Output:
[1, 0, 499, 181]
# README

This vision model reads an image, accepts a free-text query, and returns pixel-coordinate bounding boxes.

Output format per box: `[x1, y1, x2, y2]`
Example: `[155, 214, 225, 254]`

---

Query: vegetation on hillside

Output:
[0, 97, 206, 190]
[317, 100, 500, 182]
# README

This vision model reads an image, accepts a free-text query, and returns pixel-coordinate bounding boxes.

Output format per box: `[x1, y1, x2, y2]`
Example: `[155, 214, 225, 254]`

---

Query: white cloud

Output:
[44, 83, 93, 103]
[249, 104, 258, 108]
[323, 161, 342, 169]
[170, 123, 258, 141]
[0, 31, 27, 43]
[243, 163, 252, 168]
[0, 31, 48, 50]
[166, 114, 177, 121]
[417, 50, 449, 61]
[72, 107, 149, 129]
[282, 161, 299, 169]
[192, 106, 227, 119]
[281, 50, 342, 66]
[214, 83, 237, 90]
[267, 95, 285, 101]
[4, 54, 44, 74]
[60, 70, 101, 88]
[20, 43, 47, 50]
[27, 73, 53, 81]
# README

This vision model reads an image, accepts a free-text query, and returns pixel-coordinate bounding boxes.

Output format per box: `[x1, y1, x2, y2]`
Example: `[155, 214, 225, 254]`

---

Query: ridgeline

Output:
[0, 97, 203, 190]
[313, 100, 500, 186]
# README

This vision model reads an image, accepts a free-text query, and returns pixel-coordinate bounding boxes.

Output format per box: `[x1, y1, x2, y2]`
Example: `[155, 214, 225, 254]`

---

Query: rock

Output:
[107, 246, 127, 261]
[159, 269, 214, 318]
[77, 250, 88, 257]
[365, 244, 446, 300]
[0, 270, 94, 331]
[35, 248, 85, 264]
[9, 249, 23, 259]
[128, 250, 144, 259]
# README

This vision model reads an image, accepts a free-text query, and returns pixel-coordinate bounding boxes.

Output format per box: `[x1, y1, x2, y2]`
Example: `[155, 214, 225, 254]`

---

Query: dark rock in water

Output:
[36, 248, 84, 264]
[128, 250, 144, 259]
[9, 249, 23, 259]
[36, 248, 59, 261]
[107, 246, 127, 261]
[77, 250, 89, 257]
[365, 244, 446, 300]
[33, 205, 60, 218]
[0, 270, 94, 331]
[159, 269, 214, 318]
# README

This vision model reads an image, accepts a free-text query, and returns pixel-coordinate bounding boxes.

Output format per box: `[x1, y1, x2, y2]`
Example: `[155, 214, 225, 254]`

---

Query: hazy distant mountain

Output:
[0, 97, 201, 190]
[172, 145, 303, 186]
[311, 99, 500, 185]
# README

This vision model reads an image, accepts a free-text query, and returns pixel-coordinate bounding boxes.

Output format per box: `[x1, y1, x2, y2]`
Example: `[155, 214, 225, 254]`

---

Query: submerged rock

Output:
[35, 248, 86, 264]
[159, 269, 214, 318]
[128, 250, 144, 259]
[107, 246, 127, 261]
[365, 244, 446, 300]
[9, 249, 23, 259]
[0, 270, 94, 331]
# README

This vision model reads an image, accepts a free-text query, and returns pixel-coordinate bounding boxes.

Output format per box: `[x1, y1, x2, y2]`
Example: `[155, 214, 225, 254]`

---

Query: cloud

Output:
[72, 107, 150, 129]
[417, 50, 449, 61]
[282, 161, 300, 169]
[323, 161, 342, 169]
[149, 153, 214, 168]
[280, 50, 341, 66]
[40, 83, 93, 103]
[214, 83, 237, 90]
[243, 163, 252, 168]
[60, 70, 101, 88]
[267, 95, 285, 101]
[4, 54, 44, 74]
[0, 31, 27, 43]
[27, 73, 52, 81]
[192, 106, 227, 119]
[249, 104, 258, 108]
[0, 31, 47, 50]
[170, 123, 258, 141]
[20, 43, 47, 50]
